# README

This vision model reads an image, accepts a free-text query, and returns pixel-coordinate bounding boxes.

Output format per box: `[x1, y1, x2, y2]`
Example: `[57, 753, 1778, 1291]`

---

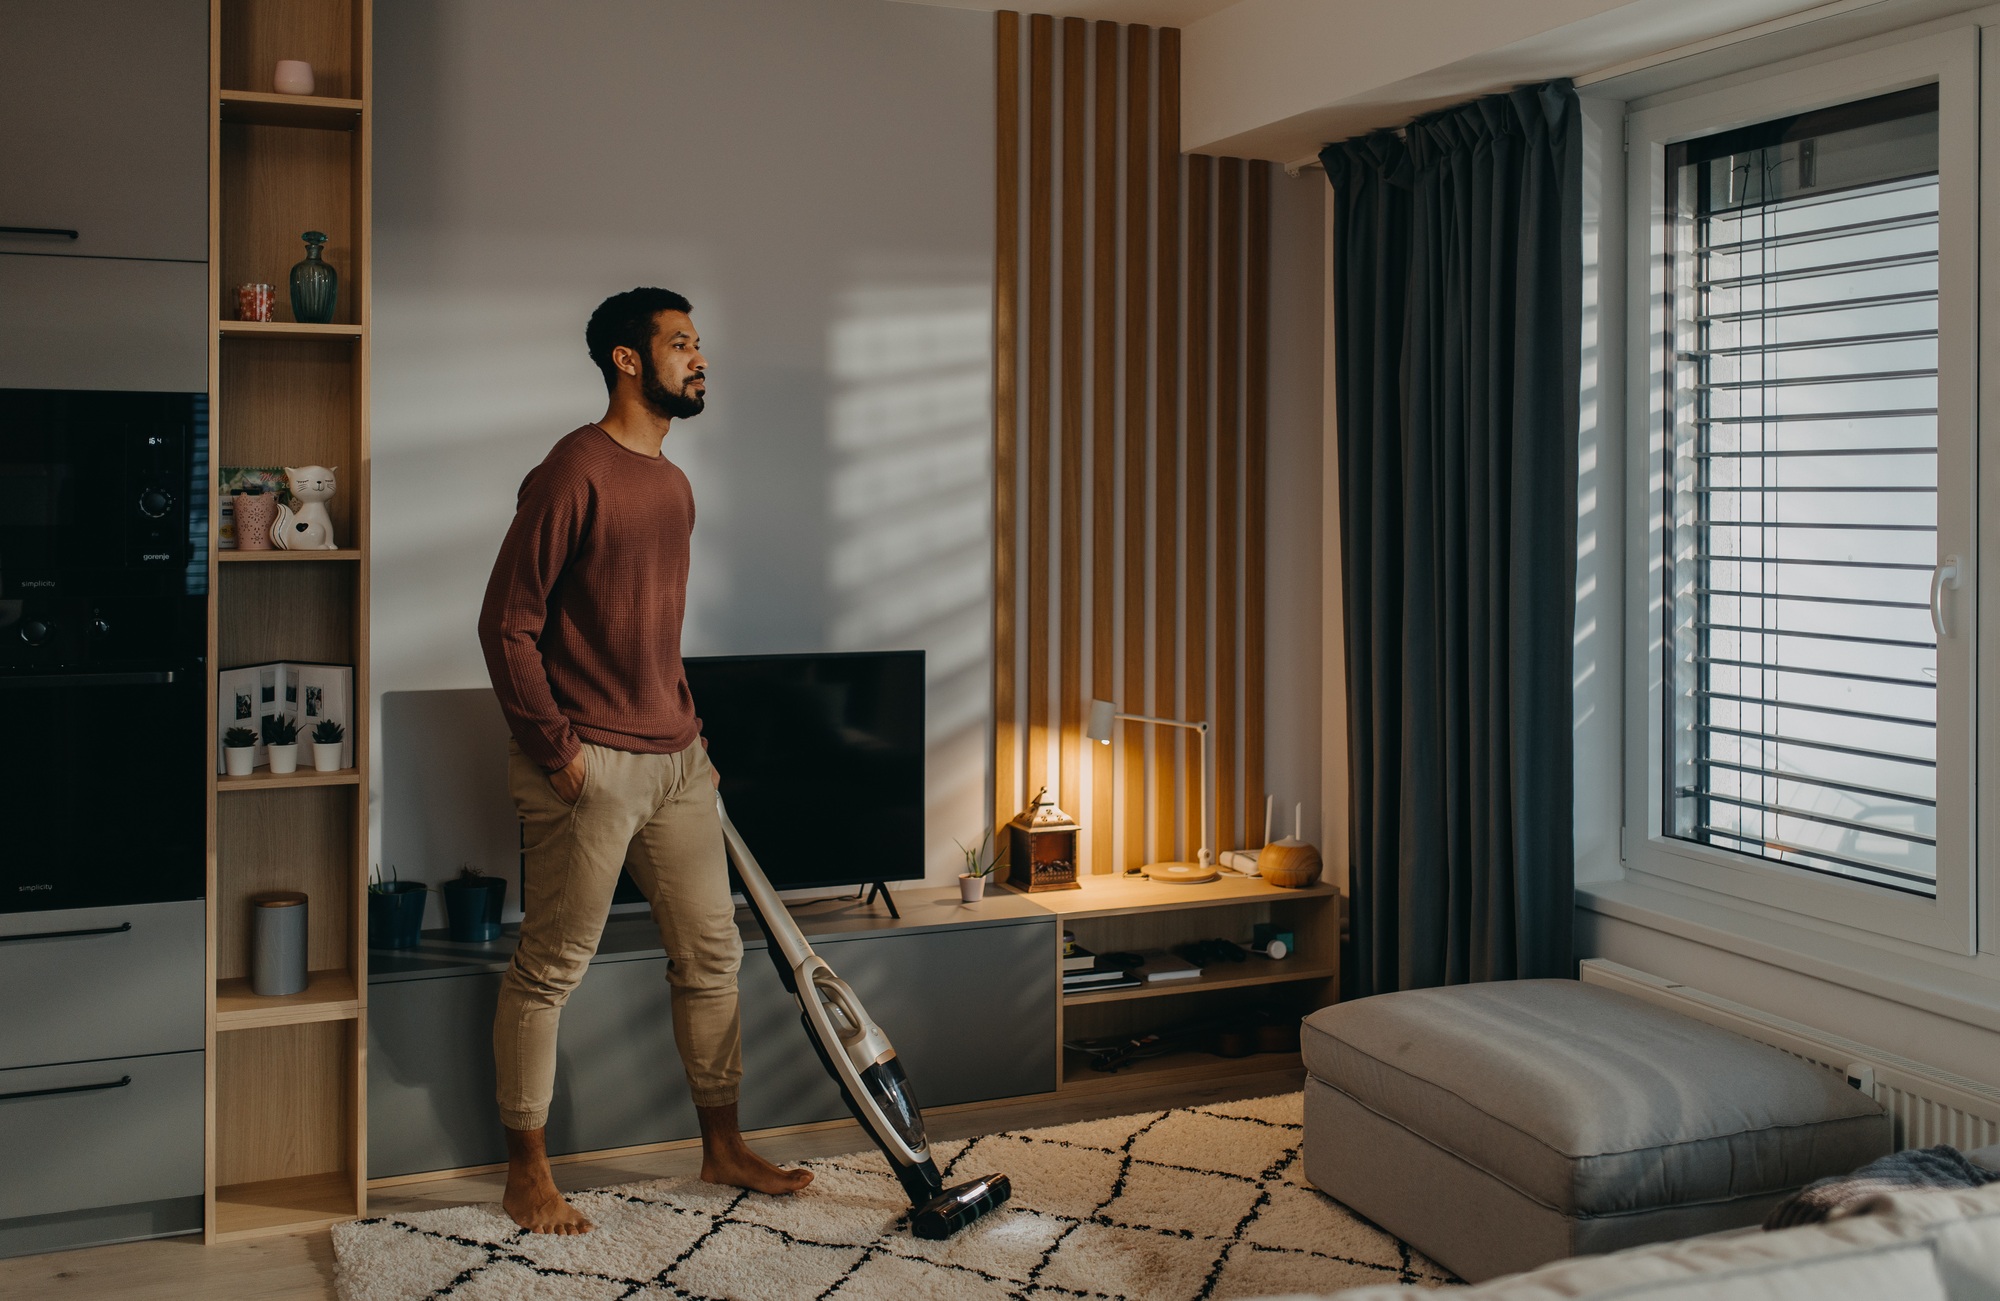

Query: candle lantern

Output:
[1005, 787, 1080, 892]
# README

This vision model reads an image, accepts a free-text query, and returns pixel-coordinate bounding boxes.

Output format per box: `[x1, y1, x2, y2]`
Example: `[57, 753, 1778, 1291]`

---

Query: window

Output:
[1621, 29, 1977, 953]
[1663, 88, 1941, 898]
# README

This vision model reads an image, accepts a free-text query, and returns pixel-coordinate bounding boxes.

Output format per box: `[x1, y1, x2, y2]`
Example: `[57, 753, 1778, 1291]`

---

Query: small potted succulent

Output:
[955, 829, 995, 903]
[263, 714, 301, 774]
[222, 725, 258, 777]
[367, 864, 427, 950]
[310, 718, 346, 773]
[441, 864, 507, 943]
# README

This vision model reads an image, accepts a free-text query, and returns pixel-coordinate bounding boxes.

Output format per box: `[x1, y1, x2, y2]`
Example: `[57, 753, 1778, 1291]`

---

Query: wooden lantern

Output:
[1005, 788, 1081, 892]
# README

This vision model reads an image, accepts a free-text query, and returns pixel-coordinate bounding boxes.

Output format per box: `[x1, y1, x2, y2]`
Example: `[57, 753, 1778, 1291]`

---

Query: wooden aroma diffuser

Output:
[1260, 801, 1322, 889]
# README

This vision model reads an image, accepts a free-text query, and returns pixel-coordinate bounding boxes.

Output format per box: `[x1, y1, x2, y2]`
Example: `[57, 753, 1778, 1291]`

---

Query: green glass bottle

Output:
[289, 230, 338, 324]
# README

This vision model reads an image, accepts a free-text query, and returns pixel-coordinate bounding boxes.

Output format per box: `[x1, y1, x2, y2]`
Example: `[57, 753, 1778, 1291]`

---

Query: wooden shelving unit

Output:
[203, 0, 372, 1243]
[216, 766, 363, 792]
[1030, 873, 1340, 1092]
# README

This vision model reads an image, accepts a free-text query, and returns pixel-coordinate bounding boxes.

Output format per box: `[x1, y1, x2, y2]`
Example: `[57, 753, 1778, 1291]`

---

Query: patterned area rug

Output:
[331, 1092, 1453, 1300]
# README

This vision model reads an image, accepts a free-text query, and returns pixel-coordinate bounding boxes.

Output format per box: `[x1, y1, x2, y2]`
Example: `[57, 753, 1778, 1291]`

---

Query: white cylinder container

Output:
[251, 892, 308, 996]
[313, 741, 342, 772]
[224, 746, 255, 776]
[267, 742, 299, 774]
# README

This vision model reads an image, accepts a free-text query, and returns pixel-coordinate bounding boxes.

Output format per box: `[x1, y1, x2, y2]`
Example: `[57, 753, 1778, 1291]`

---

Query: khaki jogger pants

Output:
[495, 738, 744, 1130]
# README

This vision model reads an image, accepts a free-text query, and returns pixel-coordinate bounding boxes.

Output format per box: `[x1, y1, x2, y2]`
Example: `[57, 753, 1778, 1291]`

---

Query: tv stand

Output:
[858, 880, 901, 919]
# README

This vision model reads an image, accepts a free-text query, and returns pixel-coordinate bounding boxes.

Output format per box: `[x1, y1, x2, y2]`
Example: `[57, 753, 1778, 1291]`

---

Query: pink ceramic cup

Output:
[273, 60, 315, 96]
[233, 491, 277, 551]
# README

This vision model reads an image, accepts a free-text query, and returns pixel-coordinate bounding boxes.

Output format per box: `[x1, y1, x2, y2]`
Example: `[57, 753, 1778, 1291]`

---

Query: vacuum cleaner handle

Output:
[716, 796, 817, 974]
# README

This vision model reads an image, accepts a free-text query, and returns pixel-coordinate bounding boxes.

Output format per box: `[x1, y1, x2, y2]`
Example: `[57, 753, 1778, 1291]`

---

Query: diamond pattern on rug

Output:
[332, 1093, 1456, 1301]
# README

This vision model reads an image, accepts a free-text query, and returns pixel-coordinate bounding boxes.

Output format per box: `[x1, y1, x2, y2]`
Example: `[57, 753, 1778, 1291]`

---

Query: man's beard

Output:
[640, 351, 705, 420]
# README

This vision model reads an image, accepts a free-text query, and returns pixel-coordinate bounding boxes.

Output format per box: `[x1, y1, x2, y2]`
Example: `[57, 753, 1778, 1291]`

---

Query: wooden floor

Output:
[0, 1066, 1305, 1300]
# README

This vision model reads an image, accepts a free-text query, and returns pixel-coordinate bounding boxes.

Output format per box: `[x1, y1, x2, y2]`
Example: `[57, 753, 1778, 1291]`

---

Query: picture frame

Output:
[216, 661, 353, 772]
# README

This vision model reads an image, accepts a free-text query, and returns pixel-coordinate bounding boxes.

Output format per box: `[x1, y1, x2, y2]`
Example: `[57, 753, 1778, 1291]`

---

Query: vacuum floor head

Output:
[911, 1173, 1012, 1239]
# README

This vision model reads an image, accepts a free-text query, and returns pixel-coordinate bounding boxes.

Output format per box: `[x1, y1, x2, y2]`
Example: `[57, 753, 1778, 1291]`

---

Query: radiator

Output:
[1580, 958, 2000, 1151]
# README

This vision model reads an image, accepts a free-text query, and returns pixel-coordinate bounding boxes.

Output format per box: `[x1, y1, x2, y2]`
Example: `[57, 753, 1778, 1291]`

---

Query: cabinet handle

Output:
[0, 672, 175, 689]
[0, 226, 79, 239]
[0, 922, 133, 944]
[0, 1075, 132, 1103]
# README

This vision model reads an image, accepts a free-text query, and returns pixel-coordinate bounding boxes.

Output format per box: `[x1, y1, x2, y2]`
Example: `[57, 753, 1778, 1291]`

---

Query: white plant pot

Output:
[312, 741, 343, 772]
[223, 746, 255, 777]
[959, 873, 987, 903]
[267, 743, 299, 775]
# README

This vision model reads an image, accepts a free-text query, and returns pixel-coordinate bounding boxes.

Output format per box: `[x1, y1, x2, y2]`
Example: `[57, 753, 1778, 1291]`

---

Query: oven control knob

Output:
[21, 618, 52, 646]
[138, 487, 174, 519]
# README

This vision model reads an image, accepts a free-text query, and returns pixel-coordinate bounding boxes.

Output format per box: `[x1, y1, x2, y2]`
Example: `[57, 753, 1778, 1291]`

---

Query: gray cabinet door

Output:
[0, 901, 206, 1071]
[0, 0, 208, 262]
[0, 1049, 204, 1221]
[369, 917, 1056, 1178]
[0, 254, 208, 392]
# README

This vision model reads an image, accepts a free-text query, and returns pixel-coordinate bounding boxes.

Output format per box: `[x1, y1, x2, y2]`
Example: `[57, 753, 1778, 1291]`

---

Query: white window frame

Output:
[1622, 28, 1980, 955]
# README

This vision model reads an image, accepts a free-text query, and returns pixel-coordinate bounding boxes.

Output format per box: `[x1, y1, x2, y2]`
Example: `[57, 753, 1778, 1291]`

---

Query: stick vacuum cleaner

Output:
[716, 797, 1011, 1239]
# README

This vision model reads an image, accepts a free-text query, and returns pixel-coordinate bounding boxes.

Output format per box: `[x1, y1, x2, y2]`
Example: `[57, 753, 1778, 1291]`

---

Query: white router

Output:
[1219, 796, 1277, 875]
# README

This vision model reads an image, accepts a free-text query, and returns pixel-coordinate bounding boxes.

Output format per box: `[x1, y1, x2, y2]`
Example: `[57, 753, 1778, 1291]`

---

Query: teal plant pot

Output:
[442, 876, 506, 943]
[368, 882, 426, 949]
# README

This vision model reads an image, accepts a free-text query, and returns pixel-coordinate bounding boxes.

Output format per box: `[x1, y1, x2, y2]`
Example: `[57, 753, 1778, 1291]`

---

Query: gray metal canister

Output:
[250, 891, 309, 996]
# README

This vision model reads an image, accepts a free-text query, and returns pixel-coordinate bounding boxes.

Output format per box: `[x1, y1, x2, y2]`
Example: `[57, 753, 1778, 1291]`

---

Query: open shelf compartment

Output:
[212, 1019, 360, 1238]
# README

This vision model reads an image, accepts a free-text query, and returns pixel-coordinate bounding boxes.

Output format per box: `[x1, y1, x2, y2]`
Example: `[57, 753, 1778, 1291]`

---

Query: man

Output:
[477, 287, 812, 1236]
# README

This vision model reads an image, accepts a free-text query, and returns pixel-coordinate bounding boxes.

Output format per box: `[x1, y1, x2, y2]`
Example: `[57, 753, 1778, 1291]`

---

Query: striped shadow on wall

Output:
[993, 11, 1271, 876]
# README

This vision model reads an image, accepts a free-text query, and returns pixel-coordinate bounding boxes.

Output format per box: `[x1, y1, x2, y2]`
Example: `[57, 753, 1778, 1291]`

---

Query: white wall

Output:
[1264, 167, 1325, 850]
[368, 0, 1325, 916]
[369, 0, 993, 911]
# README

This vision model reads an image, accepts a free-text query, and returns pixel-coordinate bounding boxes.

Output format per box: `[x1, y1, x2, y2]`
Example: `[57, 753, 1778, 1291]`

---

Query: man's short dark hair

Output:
[586, 287, 693, 394]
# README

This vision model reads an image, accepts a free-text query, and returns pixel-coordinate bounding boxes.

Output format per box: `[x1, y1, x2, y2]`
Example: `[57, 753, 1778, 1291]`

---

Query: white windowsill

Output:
[1579, 875, 2000, 1036]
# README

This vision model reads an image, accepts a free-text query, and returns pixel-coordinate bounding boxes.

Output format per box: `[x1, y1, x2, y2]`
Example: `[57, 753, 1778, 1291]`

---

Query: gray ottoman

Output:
[1301, 979, 1891, 1283]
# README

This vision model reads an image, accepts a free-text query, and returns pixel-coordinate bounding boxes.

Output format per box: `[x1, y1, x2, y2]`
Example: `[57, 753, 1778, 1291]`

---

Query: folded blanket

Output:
[1765, 1145, 2000, 1229]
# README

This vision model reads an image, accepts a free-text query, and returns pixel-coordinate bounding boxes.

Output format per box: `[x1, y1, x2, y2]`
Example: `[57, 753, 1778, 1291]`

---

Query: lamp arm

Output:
[1197, 722, 1211, 866]
[1111, 711, 1205, 733]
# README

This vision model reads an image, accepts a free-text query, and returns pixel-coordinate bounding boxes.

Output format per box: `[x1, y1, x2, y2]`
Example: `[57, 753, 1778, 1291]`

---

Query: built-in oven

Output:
[0, 389, 208, 913]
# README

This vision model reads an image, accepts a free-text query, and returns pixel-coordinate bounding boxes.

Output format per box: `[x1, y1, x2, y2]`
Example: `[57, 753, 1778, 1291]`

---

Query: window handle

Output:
[1932, 556, 1962, 640]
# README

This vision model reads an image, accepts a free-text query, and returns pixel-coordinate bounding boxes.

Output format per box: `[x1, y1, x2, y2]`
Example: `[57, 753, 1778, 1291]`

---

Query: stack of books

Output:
[1061, 944, 1142, 995]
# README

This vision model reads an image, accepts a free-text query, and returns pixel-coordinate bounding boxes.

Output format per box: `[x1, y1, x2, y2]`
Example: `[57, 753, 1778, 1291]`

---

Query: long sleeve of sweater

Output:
[477, 455, 589, 772]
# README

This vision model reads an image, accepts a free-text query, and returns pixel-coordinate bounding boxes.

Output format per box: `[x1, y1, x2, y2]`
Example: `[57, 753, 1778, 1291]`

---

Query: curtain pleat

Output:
[1321, 81, 1581, 998]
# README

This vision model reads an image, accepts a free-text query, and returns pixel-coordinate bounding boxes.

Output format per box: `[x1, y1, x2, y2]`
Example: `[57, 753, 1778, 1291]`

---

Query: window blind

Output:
[1665, 86, 1941, 896]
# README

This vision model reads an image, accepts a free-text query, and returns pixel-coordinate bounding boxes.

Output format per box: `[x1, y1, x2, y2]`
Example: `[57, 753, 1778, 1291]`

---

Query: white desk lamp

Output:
[1086, 698, 1215, 882]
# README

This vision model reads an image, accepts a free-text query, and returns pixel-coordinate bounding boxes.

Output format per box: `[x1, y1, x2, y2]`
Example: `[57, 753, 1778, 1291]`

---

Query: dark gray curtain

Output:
[1320, 81, 1580, 998]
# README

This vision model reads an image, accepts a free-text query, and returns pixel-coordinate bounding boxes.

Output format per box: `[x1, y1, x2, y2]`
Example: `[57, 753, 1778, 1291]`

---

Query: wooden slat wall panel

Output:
[1025, 14, 1053, 806]
[1183, 152, 1210, 862]
[1059, 15, 1086, 824]
[1151, 27, 1180, 861]
[1090, 20, 1118, 876]
[1216, 158, 1241, 856]
[993, 12, 1019, 841]
[1119, 24, 1150, 871]
[994, 14, 1265, 873]
[1245, 161, 1271, 847]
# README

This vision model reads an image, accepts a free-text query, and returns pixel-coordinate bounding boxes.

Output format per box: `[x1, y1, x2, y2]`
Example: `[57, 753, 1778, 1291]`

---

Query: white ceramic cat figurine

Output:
[271, 466, 337, 550]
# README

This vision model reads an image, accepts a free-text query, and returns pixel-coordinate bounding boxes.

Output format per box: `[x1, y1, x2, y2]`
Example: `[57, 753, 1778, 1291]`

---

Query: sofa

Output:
[1308, 1174, 2000, 1298]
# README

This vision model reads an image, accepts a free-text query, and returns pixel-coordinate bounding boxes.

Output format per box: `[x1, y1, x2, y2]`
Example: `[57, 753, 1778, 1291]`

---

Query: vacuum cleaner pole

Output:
[716, 796, 1010, 1238]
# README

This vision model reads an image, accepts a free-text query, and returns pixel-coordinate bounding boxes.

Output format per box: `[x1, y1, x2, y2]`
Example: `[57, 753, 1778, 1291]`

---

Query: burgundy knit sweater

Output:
[478, 424, 701, 771]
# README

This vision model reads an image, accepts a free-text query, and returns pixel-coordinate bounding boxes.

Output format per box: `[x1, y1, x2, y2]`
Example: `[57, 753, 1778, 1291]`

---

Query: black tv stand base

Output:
[858, 880, 901, 919]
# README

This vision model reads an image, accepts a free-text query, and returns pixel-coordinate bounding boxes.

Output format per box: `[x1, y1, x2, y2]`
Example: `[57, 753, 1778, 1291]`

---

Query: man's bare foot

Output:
[696, 1102, 814, 1195]
[502, 1125, 593, 1234]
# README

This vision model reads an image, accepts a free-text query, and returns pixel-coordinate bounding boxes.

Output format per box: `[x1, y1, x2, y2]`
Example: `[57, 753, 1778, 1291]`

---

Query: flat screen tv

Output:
[685, 649, 925, 893]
